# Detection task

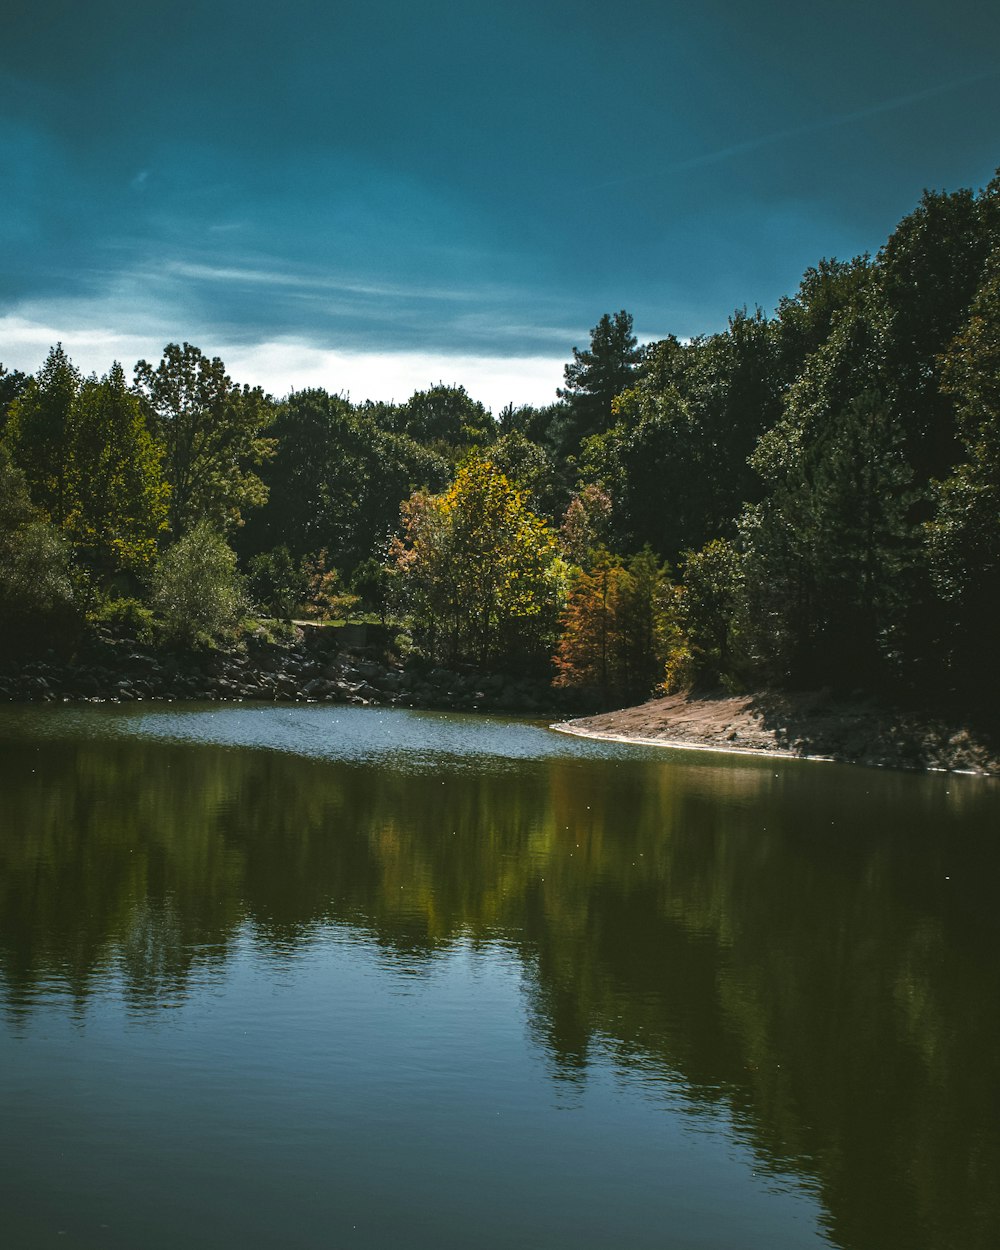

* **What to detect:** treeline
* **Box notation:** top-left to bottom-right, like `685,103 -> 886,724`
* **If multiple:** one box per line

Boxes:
2,170 -> 998,704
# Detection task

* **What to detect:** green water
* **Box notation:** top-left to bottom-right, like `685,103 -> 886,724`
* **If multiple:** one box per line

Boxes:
1,704 -> 997,1250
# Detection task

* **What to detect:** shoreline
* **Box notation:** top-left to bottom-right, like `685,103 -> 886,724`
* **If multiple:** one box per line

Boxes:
551,690 -> 1000,776
0,632 -> 572,718
4,638 -> 998,777
550,719 -> 834,763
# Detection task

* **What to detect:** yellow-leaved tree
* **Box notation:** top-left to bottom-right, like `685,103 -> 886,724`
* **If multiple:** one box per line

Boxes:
392,457 -> 565,667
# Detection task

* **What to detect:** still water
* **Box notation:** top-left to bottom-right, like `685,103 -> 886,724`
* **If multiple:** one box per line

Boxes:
1,704 -> 998,1250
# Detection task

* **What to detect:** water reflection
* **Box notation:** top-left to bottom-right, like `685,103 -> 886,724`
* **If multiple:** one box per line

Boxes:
1,706 -> 998,1250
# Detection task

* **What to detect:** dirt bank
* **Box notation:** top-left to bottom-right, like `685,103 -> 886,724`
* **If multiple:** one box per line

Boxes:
552,689 -> 1000,775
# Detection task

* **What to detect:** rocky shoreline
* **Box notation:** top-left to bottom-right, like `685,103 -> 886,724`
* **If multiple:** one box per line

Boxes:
0,628 -> 573,716
6,636 -> 998,776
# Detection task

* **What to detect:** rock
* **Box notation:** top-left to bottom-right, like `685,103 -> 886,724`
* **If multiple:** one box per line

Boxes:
303,677 -> 332,698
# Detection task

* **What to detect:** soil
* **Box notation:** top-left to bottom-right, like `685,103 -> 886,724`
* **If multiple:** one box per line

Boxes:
552,688 -> 1000,775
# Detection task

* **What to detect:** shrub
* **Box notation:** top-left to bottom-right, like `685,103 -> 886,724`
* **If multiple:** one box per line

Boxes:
0,446 -> 81,652
87,595 -> 155,644
247,546 -> 307,620
152,521 -> 246,645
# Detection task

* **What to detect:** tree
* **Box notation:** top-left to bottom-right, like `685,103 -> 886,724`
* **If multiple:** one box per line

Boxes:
774,256 -> 874,382
64,363 -> 169,575
553,555 -> 629,700
247,546 -> 308,621
151,521 -> 246,645
559,484 -> 613,566
879,182 -> 998,485
557,311 -> 644,450
246,389 -> 449,570
0,444 -> 79,653
350,557 -> 394,626
4,344 -> 80,525
579,311 -> 782,563
398,384 -> 496,457
247,388 -> 354,558
674,538 -> 745,689
392,457 -> 563,666
134,343 -> 275,537
0,363 -> 27,438
928,255 -> 1000,688
741,373 -> 917,687
553,548 -> 674,703
490,429 -> 566,520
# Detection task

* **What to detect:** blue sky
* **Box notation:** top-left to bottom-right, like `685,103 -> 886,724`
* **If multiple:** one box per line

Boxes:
2,0 -> 998,411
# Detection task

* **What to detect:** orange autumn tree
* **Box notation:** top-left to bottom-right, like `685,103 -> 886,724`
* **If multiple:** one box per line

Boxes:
392,456 -> 565,667
554,548 -> 677,703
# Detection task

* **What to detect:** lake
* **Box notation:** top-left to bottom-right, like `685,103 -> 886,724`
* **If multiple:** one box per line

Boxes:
1,704 -> 998,1249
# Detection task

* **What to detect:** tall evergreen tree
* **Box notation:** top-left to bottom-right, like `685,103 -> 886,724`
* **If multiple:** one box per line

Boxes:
557,310 -> 643,451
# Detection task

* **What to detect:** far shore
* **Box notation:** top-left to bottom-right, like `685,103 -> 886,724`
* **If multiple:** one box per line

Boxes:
550,689 -> 1000,776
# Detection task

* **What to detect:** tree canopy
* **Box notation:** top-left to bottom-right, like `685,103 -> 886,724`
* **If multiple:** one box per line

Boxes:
134,343 -> 275,538
392,457 -> 563,667
3,169 -> 999,706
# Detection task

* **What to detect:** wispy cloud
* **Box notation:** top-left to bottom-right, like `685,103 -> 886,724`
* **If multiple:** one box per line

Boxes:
157,258 -> 502,305
593,68 -> 1000,190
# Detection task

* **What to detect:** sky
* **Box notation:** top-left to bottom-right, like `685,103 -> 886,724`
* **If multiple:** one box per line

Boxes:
2,1 -> 999,413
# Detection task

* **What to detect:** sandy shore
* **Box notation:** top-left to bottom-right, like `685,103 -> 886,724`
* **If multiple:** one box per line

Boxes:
552,689 -> 1000,775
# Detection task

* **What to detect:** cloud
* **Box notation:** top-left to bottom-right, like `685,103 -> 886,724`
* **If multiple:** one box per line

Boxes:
222,339 -> 564,411
0,314 -> 563,413
592,67 -> 1000,190
156,258 -> 490,304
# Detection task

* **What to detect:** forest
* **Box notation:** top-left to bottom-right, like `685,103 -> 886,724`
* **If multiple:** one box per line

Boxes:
1,171 -> 998,708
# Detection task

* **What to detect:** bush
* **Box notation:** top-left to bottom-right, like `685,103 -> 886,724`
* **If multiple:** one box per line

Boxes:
247,546 -> 307,620
152,522 -> 246,645
87,595 -> 155,644
0,446 -> 81,652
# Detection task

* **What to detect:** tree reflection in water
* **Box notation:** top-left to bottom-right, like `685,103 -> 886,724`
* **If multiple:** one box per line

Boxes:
1,707 -> 998,1250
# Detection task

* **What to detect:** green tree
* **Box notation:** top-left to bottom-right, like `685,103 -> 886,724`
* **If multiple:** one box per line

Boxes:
557,310 -> 644,451
134,343 -> 275,537
247,546 -> 308,621
247,389 -> 448,570
64,363 -> 169,575
0,363 -> 27,438
490,429 -> 565,520
879,181 -> 998,485
350,557 -> 394,626
582,311 -> 781,563
742,377 -> 916,687
152,521 -> 246,645
774,256 -> 874,382
928,255 -> 1000,688
392,457 -> 563,666
674,538 -> 745,689
0,444 -> 79,653
247,388 -> 354,558
4,344 -> 80,525
398,384 -> 496,458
